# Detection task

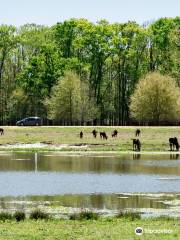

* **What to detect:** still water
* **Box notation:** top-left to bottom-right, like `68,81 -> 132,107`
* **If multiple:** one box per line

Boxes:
0,152 -> 180,215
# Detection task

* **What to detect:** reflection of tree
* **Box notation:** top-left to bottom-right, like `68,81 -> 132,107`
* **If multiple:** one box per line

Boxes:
170,154 -> 179,160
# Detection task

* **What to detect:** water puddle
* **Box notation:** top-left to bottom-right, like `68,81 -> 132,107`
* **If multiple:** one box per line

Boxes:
0,152 -> 179,217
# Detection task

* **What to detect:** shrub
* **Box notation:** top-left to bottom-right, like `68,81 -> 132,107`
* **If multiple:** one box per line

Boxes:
130,72 -> 180,124
70,210 -> 98,220
0,212 -> 13,221
116,211 -> 141,220
13,211 -> 26,221
29,209 -> 49,220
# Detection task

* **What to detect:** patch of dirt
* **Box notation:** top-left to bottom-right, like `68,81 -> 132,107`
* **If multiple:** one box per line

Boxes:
0,142 -> 89,150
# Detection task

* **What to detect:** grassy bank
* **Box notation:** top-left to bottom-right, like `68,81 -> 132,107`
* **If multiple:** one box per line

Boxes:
0,217 -> 179,239
0,126 -> 180,152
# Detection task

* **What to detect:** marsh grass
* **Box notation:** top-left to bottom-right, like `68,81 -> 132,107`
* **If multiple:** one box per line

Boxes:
70,210 -> 99,220
29,209 -> 50,220
0,212 -> 13,221
116,211 -> 141,220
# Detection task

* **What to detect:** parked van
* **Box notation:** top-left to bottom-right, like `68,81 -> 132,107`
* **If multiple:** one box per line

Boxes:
16,117 -> 42,126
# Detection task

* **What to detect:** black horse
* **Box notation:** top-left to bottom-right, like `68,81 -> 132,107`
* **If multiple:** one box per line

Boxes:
92,129 -> 98,138
100,132 -> 108,140
169,137 -> 179,151
132,139 -> 141,151
135,129 -> 141,137
0,128 -> 4,135
112,129 -> 118,138
80,131 -> 83,139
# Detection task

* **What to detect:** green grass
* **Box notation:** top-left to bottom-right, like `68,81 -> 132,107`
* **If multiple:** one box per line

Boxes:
0,217 -> 179,239
0,126 -> 180,152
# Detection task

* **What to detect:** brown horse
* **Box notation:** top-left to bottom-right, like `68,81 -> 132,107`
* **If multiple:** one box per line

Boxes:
0,128 -> 4,135
169,137 -> 179,151
135,129 -> 141,137
100,132 -> 108,140
132,139 -> 141,151
92,129 -> 98,138
80,131 -> 83,139
112,129 -> 118,138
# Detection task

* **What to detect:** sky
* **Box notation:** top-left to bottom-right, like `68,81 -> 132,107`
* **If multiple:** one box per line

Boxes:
0,0 -> 179,26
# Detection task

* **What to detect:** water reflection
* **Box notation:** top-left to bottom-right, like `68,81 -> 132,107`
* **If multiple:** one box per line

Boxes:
0,193 -> 174,211
170,154 -> 179,160
0,152 -> 180,175
0,152 -> 180,213
133,154 -> 141,160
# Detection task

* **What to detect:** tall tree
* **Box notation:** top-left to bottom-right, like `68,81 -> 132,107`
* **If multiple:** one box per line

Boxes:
46,71 -> 98,125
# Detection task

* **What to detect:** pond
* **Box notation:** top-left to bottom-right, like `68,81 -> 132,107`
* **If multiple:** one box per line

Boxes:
0,152 -> 180,217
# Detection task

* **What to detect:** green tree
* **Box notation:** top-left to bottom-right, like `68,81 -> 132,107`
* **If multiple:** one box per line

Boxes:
130,72 -> 180,124
0,25 -> 17,124
46,71 -> 98,125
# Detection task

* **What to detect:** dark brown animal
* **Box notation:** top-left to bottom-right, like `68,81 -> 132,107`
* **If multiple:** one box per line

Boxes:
112,129 -> 118,138
135,129 -> 141,137
169,137 -> 179,151
92,129 -> 98,138
132,139 -> 141,151
0,128 -> 4,135
80,131 -> 83,139
100,132 -> 108,140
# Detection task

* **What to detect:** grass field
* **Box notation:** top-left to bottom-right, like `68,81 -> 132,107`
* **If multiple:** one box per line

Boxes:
0,126 -> 180,151
0,217 -> 179,240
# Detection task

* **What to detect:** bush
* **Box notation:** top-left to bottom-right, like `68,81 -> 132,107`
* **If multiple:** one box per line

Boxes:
29,209 -> 49,220
130,72 -> 180,124
0,212 -> 13,221
70,210 -> 98,220
116,211 -> 141,221
13,211 -> 26,221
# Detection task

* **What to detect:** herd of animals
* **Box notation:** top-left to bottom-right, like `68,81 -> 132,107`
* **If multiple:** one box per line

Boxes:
80,128 -> 180,152
0,127 -> 179,152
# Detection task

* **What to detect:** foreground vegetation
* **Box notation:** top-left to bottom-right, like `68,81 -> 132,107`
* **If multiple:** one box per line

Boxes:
0,217 -> 179,240
0,126 -> 180,152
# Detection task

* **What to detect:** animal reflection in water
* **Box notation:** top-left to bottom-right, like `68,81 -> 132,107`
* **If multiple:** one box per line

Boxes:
170,154 -> 179,160
133,154 -> 141,160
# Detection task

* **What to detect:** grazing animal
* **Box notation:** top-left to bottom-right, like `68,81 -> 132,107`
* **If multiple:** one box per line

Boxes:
0,128 -> 4,135
132,139 -> 141,151
100,132 -> 108,140
135,129 -> 141,137
169,137 -> 179,151
112,129 -> 118,138
92,129 -> 98,138
80,131 -> 83,139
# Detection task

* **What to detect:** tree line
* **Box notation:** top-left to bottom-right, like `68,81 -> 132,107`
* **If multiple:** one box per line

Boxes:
0,17 -> 179,125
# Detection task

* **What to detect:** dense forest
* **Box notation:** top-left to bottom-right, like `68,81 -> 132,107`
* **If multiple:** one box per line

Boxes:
0,17 -> 179,125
